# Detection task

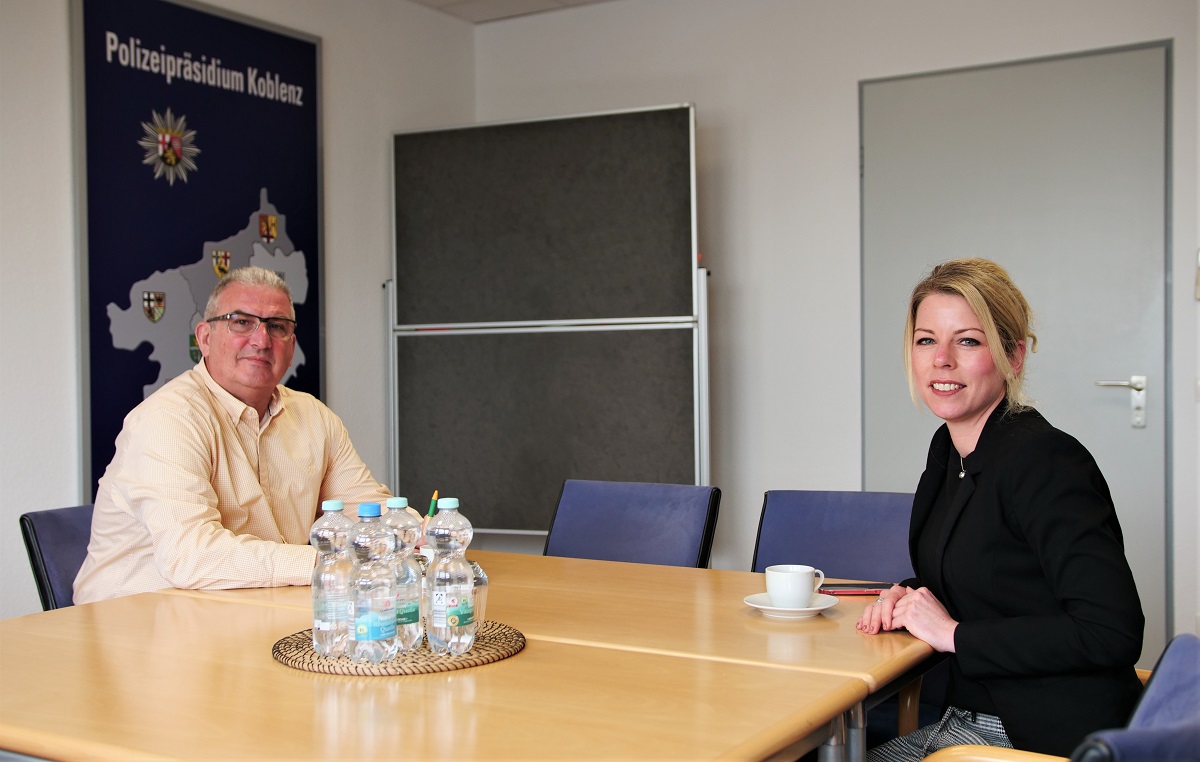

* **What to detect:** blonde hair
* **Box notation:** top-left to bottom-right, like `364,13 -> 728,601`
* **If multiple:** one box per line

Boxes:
204,266 -> 293,319
903,258 -> 1037,412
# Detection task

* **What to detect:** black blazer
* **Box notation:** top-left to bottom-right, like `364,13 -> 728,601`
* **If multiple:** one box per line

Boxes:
905,403 -> 1144,756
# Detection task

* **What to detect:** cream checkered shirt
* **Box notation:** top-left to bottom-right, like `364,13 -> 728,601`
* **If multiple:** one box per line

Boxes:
74,361 -> 392,603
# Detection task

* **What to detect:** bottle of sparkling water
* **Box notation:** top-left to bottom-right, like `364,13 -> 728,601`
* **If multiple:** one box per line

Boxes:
310,499 -> 354,657
384,497 -> 424,652
469,559 -> 489,627
348,503 -> 399,664
424,497 -> 475,655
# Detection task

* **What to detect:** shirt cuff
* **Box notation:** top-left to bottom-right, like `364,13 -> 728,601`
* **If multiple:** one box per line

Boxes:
273,543 -> 318,587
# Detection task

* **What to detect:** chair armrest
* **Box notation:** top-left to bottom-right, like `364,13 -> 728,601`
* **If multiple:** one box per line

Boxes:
923,746 -> 1067,762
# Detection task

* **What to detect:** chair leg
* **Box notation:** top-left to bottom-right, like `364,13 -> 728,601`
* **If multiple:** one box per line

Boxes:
897,676 -> 924,736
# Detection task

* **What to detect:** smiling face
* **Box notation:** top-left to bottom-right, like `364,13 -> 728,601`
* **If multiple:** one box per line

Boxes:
911,292 -> 1024,451
194,282 -> 295,417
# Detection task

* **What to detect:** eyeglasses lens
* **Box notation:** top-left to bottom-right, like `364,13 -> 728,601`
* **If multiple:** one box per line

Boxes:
225,315 -> 293,340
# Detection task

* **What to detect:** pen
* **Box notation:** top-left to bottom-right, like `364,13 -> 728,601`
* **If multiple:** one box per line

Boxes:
427,489 -> 439,518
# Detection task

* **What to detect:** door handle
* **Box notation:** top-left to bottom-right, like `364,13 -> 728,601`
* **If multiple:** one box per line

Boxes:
1095,375 -> 1146,427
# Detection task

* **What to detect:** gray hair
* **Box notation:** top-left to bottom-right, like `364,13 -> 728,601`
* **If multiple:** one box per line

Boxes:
204,266 -> 293,319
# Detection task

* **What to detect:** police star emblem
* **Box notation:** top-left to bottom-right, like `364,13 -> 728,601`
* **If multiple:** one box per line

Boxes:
142,291 -> 166,323
137,108 -> 200,185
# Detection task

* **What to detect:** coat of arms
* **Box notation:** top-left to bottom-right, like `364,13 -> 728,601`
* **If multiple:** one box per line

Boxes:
212,249 -> 231,278
142,291 -> 166,323
259,214 -> 278,242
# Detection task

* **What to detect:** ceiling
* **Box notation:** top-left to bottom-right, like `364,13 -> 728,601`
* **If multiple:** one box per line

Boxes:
408,0 -> 618,24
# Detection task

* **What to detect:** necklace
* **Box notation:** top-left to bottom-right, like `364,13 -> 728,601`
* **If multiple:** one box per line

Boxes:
958,455 -> 966,479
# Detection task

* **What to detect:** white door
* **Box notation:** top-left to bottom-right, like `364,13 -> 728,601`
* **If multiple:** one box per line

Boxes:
861,44 -> 1168,666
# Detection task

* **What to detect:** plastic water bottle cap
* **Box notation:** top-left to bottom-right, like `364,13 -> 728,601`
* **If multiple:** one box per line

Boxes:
386,497 -> 409,509
358,502 -> 382,518
321,499 -> 345,512
436,497 -> 460,510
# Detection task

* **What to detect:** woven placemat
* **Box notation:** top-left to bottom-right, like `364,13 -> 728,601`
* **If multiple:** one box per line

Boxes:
272,620 -> 525,676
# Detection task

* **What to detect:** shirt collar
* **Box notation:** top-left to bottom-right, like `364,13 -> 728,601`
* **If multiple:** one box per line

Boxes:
195,360 -> 285,425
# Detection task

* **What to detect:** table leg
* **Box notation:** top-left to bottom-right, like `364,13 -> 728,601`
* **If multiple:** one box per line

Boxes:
897,677 -> 923,736
846,702 -> 866,762
817,711 -> 846,762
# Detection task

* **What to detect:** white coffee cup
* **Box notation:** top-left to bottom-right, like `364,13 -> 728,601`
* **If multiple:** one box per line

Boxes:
764,564 -> 826,608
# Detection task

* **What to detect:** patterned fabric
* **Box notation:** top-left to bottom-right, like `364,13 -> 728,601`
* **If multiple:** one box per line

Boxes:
74,361 -> 393,603
867,707 -> 1013,762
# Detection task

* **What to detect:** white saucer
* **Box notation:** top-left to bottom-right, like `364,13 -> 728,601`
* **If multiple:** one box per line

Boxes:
743,592 -> 839,620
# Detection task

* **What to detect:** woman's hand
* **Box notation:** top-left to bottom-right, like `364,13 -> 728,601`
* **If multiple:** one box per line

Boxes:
855,584 -> 908,634
890,586 -> 959,652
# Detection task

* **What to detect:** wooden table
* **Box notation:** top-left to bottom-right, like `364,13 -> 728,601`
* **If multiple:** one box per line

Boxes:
475,551 -> 939,762
0,560 -> 879,761
166,551 -> 931,691
473,552 -> 932,691
146,551 -> 938,760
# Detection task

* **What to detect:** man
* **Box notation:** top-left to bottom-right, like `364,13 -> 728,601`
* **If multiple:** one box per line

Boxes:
75,267 -> 411,603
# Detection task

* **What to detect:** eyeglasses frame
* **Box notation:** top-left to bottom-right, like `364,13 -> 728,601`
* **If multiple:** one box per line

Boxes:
205,311 -> 297,340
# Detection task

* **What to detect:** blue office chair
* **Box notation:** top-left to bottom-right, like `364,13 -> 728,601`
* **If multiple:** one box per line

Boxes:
1072,633 -> 1200,762
752,490 -> 943,747
544,479 -> 720,568
751,489 -> 914,579
19,504 -> 94,610
922,633 -> 1200,762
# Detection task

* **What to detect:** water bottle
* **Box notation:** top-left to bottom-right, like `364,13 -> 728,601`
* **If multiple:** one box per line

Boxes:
348,503 -> 399,664
384,497 -> 424,652
310,499 -> 354,657
424,497 -> 476,655
469,559 -> 489,627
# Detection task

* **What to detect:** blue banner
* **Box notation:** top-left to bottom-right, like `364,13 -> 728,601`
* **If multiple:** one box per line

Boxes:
81,0 -> 321,491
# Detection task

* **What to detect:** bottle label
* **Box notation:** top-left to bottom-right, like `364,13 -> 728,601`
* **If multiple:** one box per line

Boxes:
395,599 -> 420,626
314,595 -> 348,629
355,599 -> 397,641
431,589 -> 474,628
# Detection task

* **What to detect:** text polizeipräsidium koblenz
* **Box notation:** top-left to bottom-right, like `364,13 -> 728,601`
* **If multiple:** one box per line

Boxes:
104,32 -> 305,107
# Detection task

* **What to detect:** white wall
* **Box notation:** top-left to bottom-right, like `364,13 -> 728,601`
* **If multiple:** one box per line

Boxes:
0,0 -> 474,618
0,0 -> 81,620
1195,1 -> 1200,637
473,0 -> 1200,637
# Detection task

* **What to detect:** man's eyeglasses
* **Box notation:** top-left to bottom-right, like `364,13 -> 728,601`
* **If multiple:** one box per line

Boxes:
206,312 -> 297,340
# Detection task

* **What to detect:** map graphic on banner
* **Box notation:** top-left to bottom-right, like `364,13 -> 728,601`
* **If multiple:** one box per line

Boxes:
107,188 -> 308,396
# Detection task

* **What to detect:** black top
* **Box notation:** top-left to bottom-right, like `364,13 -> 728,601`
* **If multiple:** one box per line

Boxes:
904,402 -> 1144,755
917,450 -> 996,716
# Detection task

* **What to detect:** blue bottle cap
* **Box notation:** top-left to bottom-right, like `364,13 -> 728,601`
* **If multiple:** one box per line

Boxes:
321,499 -> 345,512
386,497 -> 409,509
436,497 -> 459,510
358,502 -> 382,518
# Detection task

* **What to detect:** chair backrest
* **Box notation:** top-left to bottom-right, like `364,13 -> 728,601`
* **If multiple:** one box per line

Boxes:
19,504 -> 94,610
543,480 -> 720,568
1070,633 -> 1200,762
751,490 -> 914,581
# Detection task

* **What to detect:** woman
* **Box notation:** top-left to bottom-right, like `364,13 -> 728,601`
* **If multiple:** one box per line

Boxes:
858,258 -> 1143,760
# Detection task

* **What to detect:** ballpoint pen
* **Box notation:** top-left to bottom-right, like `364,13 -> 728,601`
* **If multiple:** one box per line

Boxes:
427,489 -> 439,518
